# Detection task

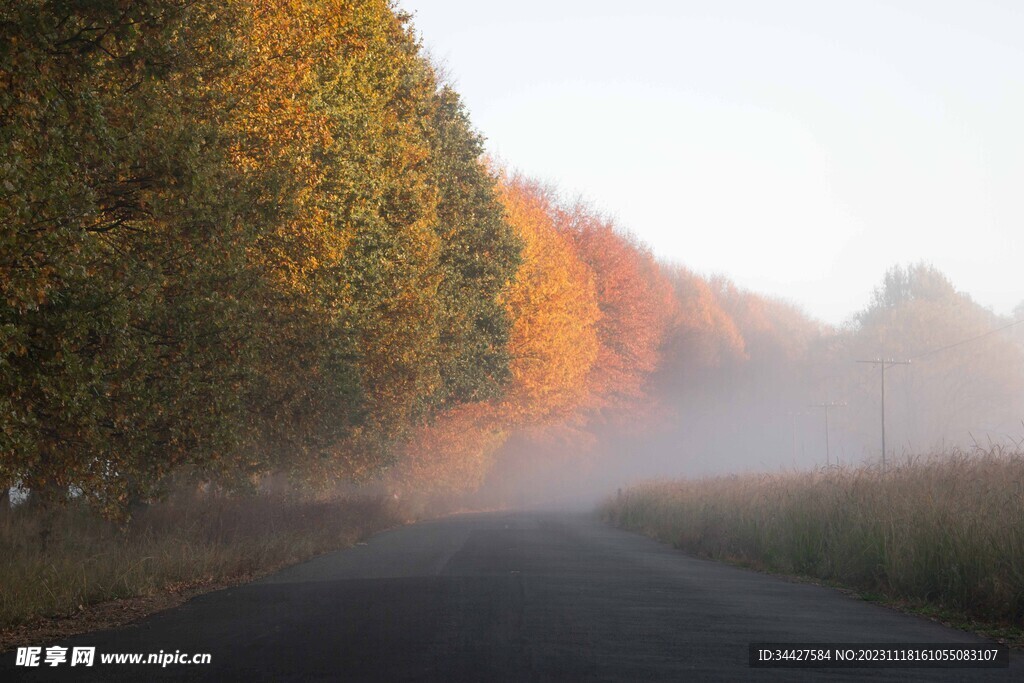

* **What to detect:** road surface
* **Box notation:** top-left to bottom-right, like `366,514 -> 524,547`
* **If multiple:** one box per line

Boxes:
2,511 -> 1020,681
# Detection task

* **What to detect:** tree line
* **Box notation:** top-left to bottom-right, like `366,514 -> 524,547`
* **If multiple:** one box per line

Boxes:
3,1 -> 1022,517
1,0 -> 525,516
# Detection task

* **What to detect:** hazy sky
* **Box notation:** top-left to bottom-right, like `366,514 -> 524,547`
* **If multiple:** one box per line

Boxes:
398,0 -> 1023,326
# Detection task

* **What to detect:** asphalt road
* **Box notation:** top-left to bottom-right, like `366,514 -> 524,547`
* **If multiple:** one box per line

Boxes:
3,510 -> 1021,681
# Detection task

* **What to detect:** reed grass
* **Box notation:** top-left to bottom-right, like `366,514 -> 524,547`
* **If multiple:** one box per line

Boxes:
602,447 -> 1024,625
0,491 -> 403,630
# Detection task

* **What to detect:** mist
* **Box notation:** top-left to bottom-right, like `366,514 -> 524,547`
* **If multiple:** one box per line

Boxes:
467,263 -> 1024,511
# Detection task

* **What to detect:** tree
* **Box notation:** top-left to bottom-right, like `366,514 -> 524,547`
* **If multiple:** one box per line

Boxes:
842,263 -> 1024,454
427,88 -> 521,409
561,206 -> 675,420
653,267 -> 746,393
494,174 -> 601,426
0,0 -> 523,514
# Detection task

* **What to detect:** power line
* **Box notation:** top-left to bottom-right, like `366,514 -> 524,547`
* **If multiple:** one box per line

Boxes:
908,317 -> 1024,361
849,318 -> 1023,469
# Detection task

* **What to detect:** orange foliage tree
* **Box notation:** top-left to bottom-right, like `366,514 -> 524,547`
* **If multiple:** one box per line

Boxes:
654,267 -> 747,392
561,206 -> 676,420
393,404 -> 508,499
495,175 -> 602,425
392,173 -> 604,498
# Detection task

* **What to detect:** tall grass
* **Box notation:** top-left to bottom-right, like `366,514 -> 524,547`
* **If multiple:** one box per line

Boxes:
0,491 -> 403,631
602,448 -> 1024,625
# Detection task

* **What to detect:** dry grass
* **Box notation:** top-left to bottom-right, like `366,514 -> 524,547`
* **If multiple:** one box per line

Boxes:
602,448 -> 1024,626
0,491 -> 404,635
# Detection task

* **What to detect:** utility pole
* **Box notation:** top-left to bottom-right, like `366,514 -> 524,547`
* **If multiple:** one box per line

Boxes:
856,359 -> 911,470
809,402 -> 846,467
787,411 -> 808,463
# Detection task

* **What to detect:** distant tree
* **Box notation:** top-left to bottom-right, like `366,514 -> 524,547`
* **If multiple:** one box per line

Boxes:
842,263 -> 1024,452
864,263 -> 959,315
561,206 -> 676,420
653,267 -> 746,393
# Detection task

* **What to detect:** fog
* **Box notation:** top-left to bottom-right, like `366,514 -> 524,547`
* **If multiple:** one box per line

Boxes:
471,264 -> 1024,511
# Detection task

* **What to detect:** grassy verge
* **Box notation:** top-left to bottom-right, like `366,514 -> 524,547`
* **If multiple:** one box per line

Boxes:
0,491 -> 405,648
601,449 -> 1024,644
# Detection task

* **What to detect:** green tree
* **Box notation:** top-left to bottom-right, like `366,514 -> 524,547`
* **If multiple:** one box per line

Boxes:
429,89 -> 520,407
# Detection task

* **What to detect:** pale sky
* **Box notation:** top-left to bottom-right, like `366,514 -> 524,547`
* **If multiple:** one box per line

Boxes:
398,0 -> 1023,326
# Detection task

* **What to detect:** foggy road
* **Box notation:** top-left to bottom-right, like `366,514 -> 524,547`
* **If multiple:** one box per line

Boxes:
3,511 -> 1019,681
